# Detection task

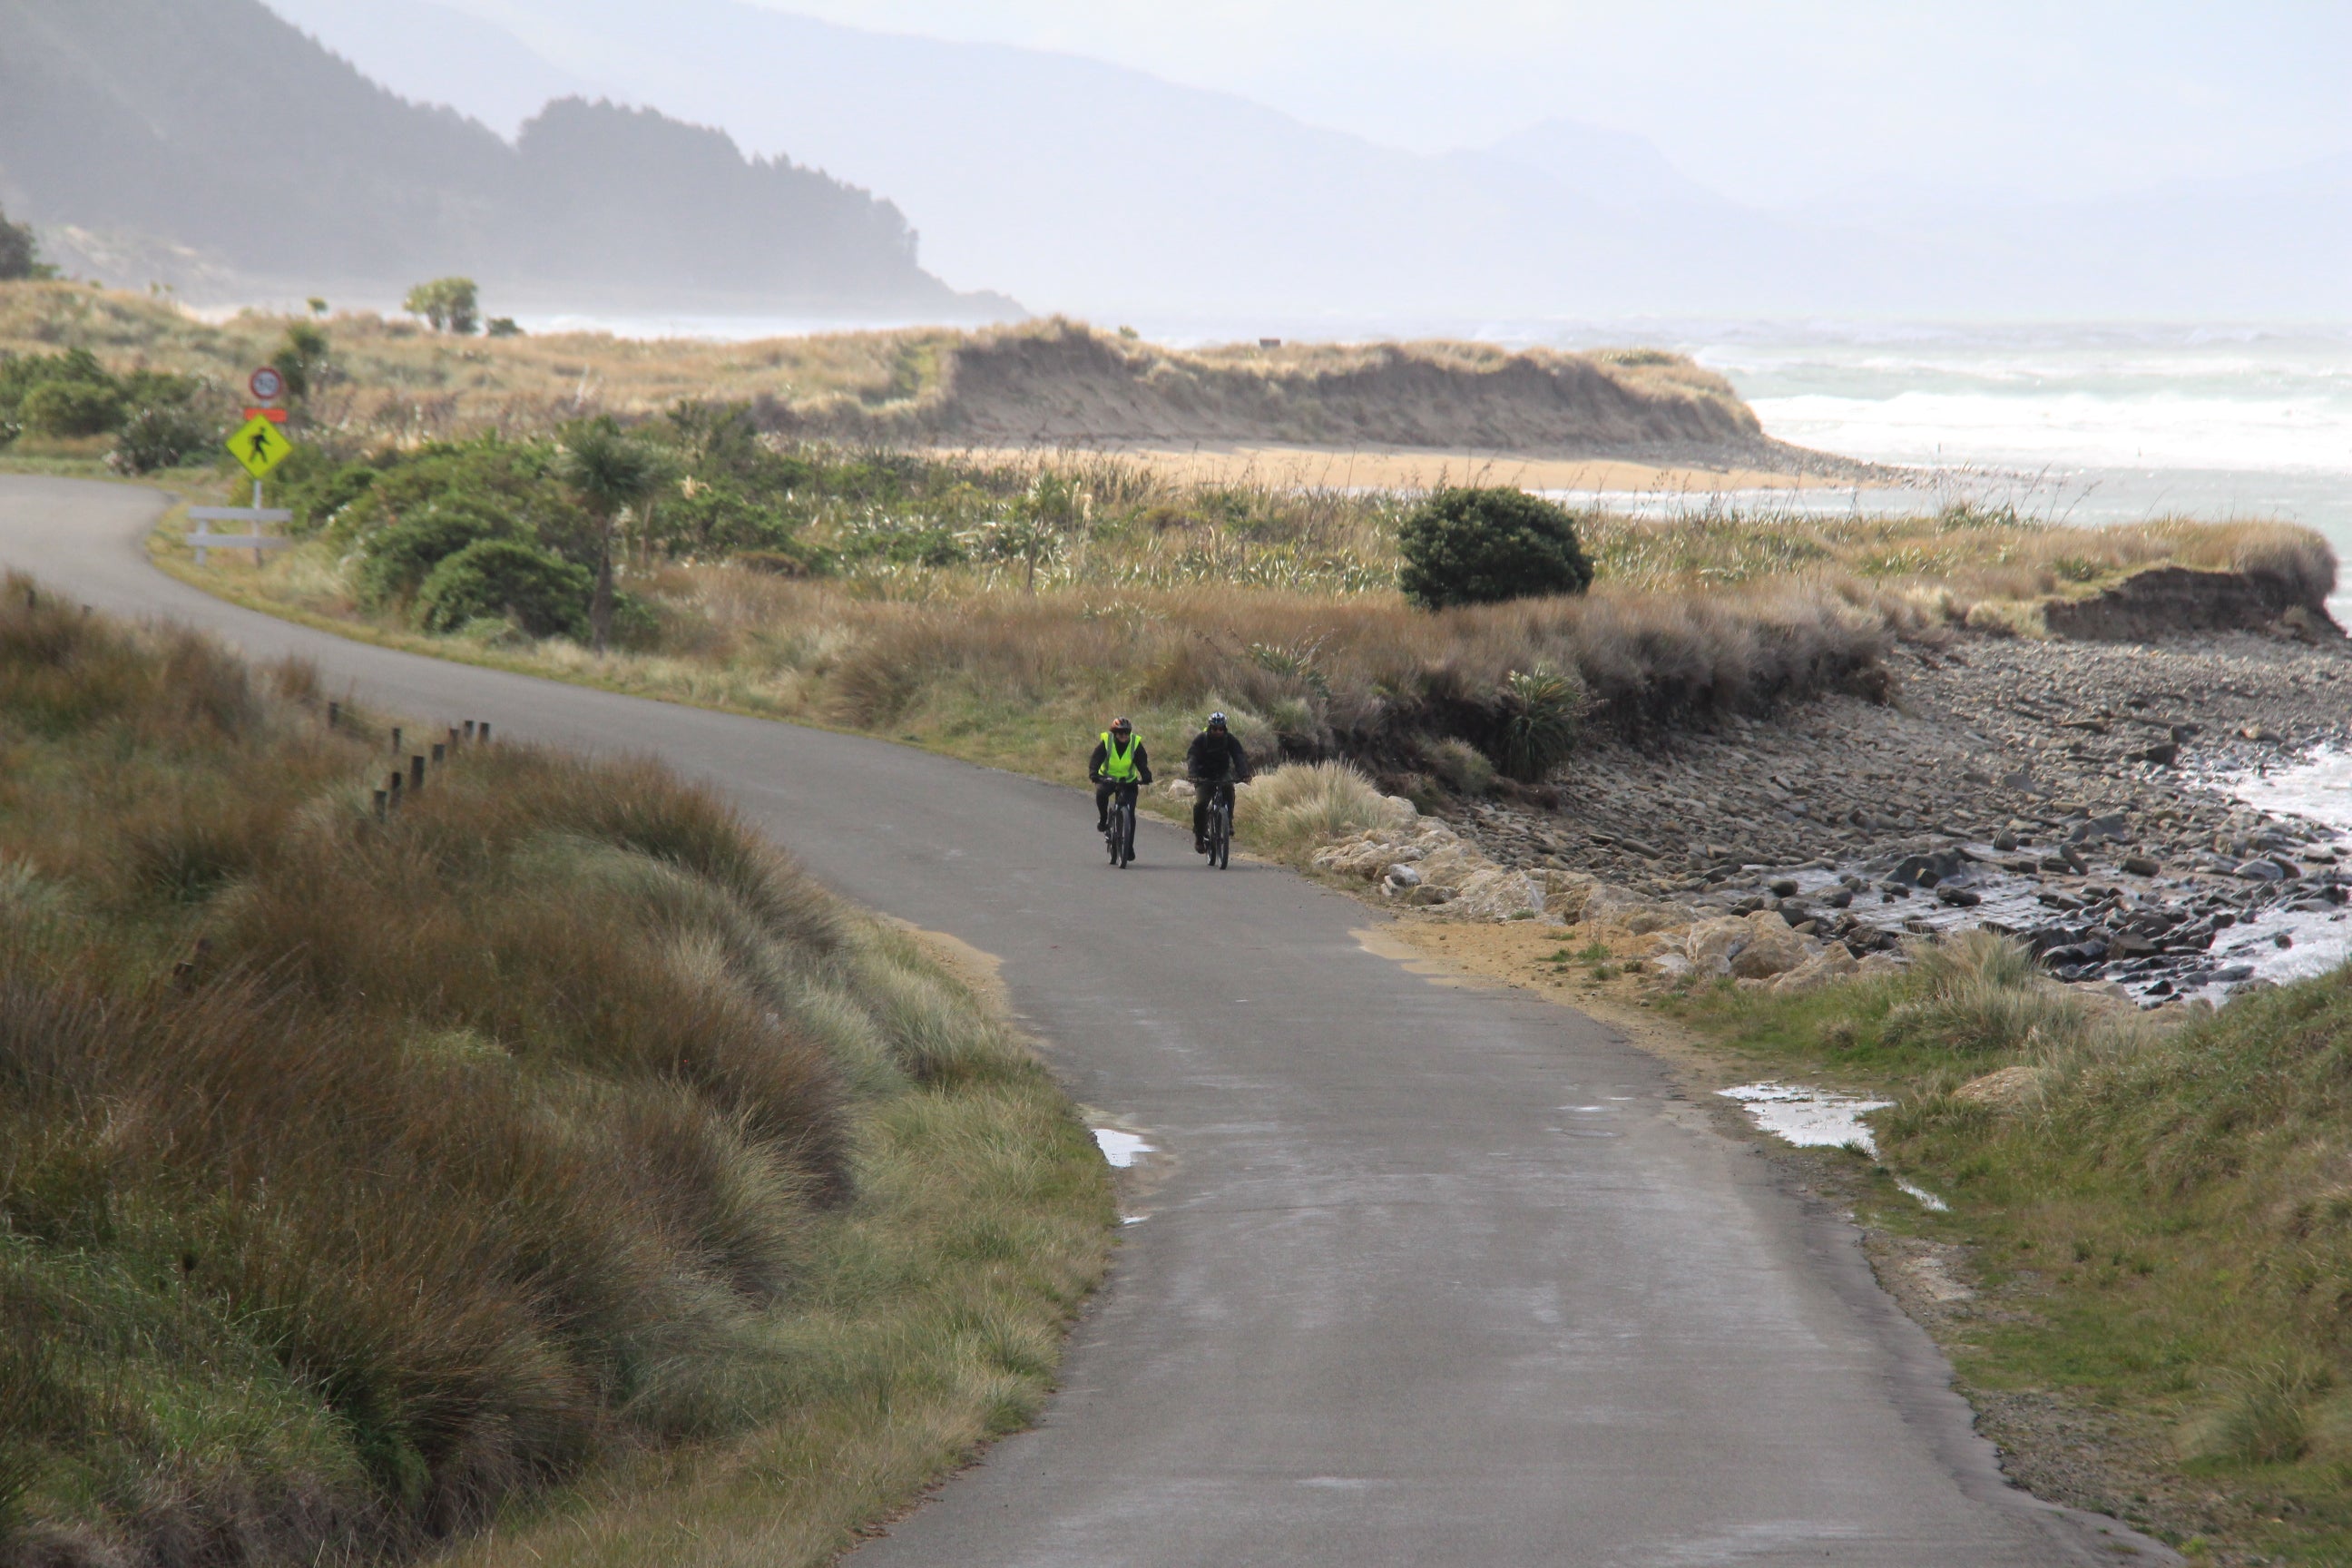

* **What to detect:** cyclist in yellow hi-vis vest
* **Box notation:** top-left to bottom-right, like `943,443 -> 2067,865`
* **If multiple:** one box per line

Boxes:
1088,717 -> 1154,832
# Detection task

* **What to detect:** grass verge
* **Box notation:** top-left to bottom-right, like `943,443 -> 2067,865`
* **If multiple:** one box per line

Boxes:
0,583 -> 1112,1568
1662,934 -> 2352,1565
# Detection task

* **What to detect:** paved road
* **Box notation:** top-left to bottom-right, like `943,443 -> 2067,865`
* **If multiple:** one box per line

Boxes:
0,476 -> 2165,1566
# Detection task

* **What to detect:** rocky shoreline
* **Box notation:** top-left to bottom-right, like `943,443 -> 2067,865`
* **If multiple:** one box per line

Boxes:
1324,626 -> 2352,1004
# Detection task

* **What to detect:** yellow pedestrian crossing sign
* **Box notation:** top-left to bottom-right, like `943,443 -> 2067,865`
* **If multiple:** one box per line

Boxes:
227,415 -> 294,480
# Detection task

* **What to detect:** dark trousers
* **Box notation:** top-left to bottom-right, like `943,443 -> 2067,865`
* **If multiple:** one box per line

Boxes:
1095,779 -> 1138,825
1192,779 -> 1235,841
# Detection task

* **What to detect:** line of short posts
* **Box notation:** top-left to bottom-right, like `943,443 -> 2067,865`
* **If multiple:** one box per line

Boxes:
375,720 -> 491,820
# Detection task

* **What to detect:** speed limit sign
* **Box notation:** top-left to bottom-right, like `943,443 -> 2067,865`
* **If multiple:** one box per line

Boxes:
249,366 -> 286,401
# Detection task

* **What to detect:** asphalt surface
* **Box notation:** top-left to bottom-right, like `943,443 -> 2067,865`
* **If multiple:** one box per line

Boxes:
0,476 -> 2170,1566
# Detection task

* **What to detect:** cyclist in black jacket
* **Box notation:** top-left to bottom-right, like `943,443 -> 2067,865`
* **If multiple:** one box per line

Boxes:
1089,717 -> 1152,830
1185,711 -> 1252,853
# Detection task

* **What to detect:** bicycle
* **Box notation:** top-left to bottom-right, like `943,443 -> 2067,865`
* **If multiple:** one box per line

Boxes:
1200,779 -> 1233,869
1102,782 -> 1138,867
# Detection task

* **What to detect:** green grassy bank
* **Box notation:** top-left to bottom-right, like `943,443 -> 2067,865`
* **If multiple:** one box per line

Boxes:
1673,938 -> 2352,1564
0,584 -> 1113,1568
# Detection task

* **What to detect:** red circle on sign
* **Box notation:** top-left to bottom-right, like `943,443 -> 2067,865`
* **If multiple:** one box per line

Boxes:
250,367 -> 286,401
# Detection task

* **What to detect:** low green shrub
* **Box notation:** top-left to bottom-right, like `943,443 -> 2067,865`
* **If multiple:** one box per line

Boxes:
415,539 -> 590,639
1397,486 -> 1594,610
16,379 -> 121,437
106,404 -> 215,475
358,499 -> 514,605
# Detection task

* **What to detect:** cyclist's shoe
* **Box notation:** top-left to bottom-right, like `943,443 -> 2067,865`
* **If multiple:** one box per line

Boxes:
1097,814 -> 1109,831
1195,837 -> 1209,854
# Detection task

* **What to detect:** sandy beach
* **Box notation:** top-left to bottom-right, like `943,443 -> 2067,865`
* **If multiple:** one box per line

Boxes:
933,443 -> 1863,493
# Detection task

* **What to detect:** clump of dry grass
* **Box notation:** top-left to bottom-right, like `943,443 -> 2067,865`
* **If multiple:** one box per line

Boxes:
0,582 -> 1109,1568
1234,761 -> 1407,858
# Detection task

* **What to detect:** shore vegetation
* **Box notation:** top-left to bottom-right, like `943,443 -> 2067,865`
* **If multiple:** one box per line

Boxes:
142,397 -> 2329,809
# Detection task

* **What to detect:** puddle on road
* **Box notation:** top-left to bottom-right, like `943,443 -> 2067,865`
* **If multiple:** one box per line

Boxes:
1087,1122 -> 1166,1225
1718,1083 -> 1893,1155
1093,1128 -> 1153,1168
1719,1084 -> 1952,1211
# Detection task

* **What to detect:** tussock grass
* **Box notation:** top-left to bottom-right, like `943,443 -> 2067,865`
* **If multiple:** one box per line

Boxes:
1578,505 -> 2335,605
1879,931 -> 2089,1055
1673,940 -> 2352,1558
1233,762 -> 1407,859
0,583 -> 1112,1568
183,496 -> 2328,804
630,569 -> 1897,775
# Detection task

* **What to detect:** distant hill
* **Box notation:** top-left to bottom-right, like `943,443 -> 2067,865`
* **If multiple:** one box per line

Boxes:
263,0 -> 1876,320
0,0 -> 1011,318
267,0 -> 2352,324
771,320 -> 1840,469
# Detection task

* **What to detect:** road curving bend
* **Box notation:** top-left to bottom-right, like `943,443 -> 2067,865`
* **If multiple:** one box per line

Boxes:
0,476 -> 2169,1566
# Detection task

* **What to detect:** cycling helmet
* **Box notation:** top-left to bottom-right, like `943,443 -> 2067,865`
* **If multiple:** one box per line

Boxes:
1206,711 -> 1228,729
1109,716 -> 1132,733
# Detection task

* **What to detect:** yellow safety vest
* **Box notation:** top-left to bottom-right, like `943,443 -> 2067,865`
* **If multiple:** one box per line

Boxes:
1100,731 -> 1142,781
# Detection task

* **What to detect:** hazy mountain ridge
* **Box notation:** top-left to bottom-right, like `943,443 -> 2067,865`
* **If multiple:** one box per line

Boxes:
0,0 -> 1006,317
269,0 -> 2352,323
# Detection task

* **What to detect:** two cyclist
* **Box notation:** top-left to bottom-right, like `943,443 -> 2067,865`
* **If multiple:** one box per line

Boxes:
1086,711 -> 1251,858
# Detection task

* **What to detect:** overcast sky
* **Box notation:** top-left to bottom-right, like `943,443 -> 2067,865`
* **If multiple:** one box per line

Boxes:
724,0 -> 2352,204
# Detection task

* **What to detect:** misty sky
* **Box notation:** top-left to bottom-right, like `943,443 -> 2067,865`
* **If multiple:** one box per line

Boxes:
730,0 -> 2352,204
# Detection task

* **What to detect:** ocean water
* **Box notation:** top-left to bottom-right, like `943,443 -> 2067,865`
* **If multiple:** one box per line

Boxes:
513,309 -> 2352,604
1685,323 -> 2352,614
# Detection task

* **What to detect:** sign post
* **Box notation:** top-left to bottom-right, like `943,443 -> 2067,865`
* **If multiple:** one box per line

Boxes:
190,369 -> 299,566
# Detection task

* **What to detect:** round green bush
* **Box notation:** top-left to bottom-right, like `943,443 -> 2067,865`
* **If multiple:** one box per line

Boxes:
415,539 -> 590,640
107,405 -> 216,475
358,500 -> 514,606
18,379 -> 125,437
1396,487 -> 1593,610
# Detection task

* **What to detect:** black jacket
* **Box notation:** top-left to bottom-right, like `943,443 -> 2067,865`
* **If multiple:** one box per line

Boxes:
1088,736 -> 1152,784
1185,729 -> 1252,783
